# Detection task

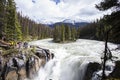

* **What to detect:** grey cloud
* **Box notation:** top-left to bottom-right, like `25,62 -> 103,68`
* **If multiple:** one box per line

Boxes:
78,8 -> 99,16
15,0 -> 108,23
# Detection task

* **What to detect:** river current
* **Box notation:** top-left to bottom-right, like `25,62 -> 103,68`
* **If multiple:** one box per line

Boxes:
29,38 -> 119,80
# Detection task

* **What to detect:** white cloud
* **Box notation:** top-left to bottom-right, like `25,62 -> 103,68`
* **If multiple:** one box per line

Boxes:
15,0 -> 111,23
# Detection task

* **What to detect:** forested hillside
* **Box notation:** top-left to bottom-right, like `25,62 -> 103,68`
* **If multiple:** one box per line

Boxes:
17,12 -> 52,40
0,0 -> 119,44
77,0 -> 120,44
0,0 -> 52,42
0,0 -> 22,41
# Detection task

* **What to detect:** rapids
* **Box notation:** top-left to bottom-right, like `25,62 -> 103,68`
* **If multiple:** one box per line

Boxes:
29,38 -> 120,80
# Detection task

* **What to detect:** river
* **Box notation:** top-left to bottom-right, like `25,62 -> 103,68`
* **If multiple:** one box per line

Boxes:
29,38 -> 120,80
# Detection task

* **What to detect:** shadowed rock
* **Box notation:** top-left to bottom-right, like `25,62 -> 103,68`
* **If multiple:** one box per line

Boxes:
0,47 -> 53,80
109,61 -> 120,79
83,62 -> 100,80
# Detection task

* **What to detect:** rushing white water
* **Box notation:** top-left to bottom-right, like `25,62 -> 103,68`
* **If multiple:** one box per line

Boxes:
29,38 -> 120,80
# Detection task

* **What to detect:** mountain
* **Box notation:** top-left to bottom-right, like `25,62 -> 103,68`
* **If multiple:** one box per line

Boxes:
46,19 -> 89,28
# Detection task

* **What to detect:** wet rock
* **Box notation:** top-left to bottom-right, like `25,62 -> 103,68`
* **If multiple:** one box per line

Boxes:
18,67 -> 27,80
36,49 -> 46,58
17,52 -> 26,61
83,62 -> 100,80
26,56 -> 45,79
2,58 -> 18,80
0,56 -> 4,79
12,58 -> 27,80
51,53 -> 54,59
109,61 -> 120,78
5,70 -> 18,80
35,49 -> 51,62
0,47 -> 53,80
43,49 -> 50,60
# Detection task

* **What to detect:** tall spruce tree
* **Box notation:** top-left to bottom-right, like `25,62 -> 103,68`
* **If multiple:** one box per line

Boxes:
0,0 -> 6,39
65,25 -> 71,40
96,0 -> 120,43
6,0 -> 22,41
96,0 -> 120,79
61,24 -> 65,42
53,24 -> 77,42
71,27 -> 77,41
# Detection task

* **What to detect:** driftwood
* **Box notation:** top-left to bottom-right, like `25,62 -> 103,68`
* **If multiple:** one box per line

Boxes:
0,40 -> 10,49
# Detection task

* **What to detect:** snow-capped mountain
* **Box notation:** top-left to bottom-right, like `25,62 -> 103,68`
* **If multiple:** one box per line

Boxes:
62,18 -> 87,25
46,19 -> 89,28
39,18 -> 88,25
38,18 -> 63,25
37,18 -> 89,28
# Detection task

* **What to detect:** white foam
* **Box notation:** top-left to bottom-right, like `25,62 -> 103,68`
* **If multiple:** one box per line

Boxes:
29,38 -> 119,80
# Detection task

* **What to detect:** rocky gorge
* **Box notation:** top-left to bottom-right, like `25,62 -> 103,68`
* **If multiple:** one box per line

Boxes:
0,46 -> 54,80
0,39 -> 120,80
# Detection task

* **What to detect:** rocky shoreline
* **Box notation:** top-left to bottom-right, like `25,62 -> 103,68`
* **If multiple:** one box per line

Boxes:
0,46 -> 54,80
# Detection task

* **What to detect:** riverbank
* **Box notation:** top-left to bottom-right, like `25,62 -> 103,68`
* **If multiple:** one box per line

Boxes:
0,45 -> 54,80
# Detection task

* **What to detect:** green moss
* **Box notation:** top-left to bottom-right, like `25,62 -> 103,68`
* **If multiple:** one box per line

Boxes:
2,49 -> 19,56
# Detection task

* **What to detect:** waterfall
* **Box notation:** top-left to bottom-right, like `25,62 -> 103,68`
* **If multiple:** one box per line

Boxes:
34,55 -> 90,80
29,38 -> 118,80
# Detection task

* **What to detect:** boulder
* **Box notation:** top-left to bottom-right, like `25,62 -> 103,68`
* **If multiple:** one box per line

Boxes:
83,62 -> 100,80
3,58 -> 18,80
109,61 -> 120,78
0,47 -> 53,80
18,67 -> 27,80
12,57 -> 27,80
26,55 -> 45,79
5,70 -> 18,80
35,49 -> 46,58
0,56 -> 4,79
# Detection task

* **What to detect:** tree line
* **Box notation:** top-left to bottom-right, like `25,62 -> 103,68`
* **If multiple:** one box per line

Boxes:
77,17 -> 120,44
17,12 -> 52,40
0,0 -> 22,41
53,24 -> 77,42
0,0 -> 52,42
0,0 -> 119,44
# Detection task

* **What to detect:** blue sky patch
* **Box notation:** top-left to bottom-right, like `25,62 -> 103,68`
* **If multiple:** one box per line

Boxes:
51,0 -> 61,5
32,0 -> 36,3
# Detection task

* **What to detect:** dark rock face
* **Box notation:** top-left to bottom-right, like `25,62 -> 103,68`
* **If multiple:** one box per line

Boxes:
26,56 -> 44,79
0,48 -> 53,80
0,56 -> 3,79
109,61 -> 120,78
83,62 -> 100,80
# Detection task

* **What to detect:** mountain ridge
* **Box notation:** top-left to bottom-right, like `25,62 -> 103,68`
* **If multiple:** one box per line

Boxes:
44,19 -> 89,28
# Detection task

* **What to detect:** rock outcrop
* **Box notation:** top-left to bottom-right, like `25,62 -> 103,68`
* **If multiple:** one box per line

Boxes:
83,62 -> 101,80
0,47 -> 54,80
109,61 -> 120,79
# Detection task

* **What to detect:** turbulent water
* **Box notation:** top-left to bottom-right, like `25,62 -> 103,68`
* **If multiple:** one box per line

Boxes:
29,38 -> 120,80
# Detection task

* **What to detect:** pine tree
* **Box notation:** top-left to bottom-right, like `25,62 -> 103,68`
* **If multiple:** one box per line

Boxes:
65,25 -> 71,40
96,0 -> 120,43
71,27 -> 77,41
15,15 -> 22,40
5,0 -> 22,41
96,0 -> 120,79
61,24 -> 65,42
53,24 -> 77,42
77,27 -> 80,39
0,0 -> 6,39
53,25 -> 61,42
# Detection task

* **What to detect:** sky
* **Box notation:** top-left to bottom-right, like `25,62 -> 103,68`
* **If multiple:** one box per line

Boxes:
15,0 -> 111,24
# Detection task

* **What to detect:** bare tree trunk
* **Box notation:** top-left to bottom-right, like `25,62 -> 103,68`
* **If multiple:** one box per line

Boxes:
102,32 -> 109,80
